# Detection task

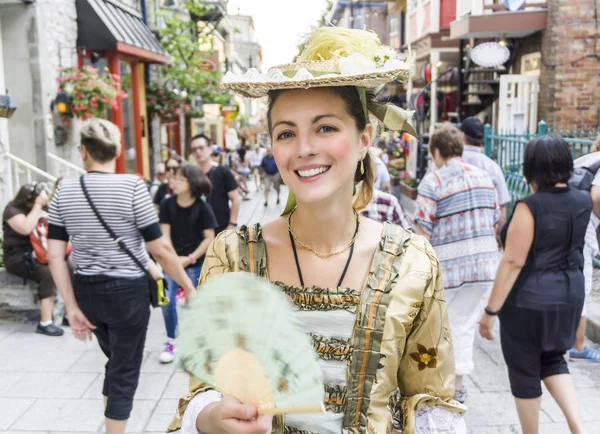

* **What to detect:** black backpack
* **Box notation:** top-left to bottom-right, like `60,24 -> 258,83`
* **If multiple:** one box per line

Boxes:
569,158 -> 600,191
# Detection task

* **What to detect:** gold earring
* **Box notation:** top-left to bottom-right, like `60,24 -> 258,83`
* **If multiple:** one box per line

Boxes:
360,159 -> 365,176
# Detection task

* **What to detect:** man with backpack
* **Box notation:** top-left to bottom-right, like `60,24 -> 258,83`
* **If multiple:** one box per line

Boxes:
569,148 -> 600,361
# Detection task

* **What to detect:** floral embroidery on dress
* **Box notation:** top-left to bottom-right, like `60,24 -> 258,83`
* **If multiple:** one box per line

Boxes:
311,335 -> 353,361
410,344 -> 438,371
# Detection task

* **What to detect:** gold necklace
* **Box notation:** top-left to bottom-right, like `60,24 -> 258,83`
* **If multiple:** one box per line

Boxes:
287,207 -> 360,258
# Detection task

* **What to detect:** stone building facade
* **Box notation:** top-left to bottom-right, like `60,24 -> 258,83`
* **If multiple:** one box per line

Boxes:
538,0 -> 599,129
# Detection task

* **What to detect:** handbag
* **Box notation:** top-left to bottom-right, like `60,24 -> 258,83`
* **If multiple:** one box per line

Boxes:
79,175 -> 169,308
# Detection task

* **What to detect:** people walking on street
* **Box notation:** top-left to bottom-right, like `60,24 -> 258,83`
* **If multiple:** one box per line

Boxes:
261,145 -> 282,206
414,123 -> 500,404
169,26 -> 465,434
479,135 -> 590,434
46,118 -> 196,434
190,133 -> 241,234
570,148 -> 600,361
361,186 -> 411,228
153,157 -> 180,211
233,147 -> 251,200
158,164 -> 217,363
148,163 -> 166,201
248,144 -> 265,190
2,183 -> 64,336
373,153 -> 392,193
459,116 -> 511,233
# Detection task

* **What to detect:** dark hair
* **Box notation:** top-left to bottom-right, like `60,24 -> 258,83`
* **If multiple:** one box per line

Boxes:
464,134 -> 483,147
164,156 -> 180,167
523,135 -> 573,190
190,133 -> 210,147
176,164 -> 212,198
266,86 -> 376,210
81,137 -> 118,163
238,147 -> 247,163
429,123 -> 464,159
11,182 -> 48,213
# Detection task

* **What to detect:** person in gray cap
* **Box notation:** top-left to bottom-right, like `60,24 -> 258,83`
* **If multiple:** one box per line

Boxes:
460,117 -> 511,233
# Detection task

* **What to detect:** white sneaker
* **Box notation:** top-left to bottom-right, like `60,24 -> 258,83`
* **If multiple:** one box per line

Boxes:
159,341 -> 176,364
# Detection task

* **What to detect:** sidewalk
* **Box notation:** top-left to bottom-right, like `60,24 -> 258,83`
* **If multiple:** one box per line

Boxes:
1,186 -> 600,433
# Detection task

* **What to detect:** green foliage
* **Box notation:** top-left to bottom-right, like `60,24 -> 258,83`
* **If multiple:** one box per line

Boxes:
157,1 -> 231,105
147,82 -> 203,122
56,66 -> 126,120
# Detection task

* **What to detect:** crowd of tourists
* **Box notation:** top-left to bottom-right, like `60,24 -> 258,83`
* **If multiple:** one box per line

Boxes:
2,27 -> 600,434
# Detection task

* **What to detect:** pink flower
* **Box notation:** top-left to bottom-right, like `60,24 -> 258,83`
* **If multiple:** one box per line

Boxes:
86,112 -> 94,118
184,105 -> 190,111
91,101 -> 98,108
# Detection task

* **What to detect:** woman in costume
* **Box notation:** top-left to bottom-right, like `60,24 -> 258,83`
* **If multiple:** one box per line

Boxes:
169,27 -> 466,434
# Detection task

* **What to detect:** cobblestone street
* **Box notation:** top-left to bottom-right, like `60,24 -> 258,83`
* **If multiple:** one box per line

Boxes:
1,188 -> 600,433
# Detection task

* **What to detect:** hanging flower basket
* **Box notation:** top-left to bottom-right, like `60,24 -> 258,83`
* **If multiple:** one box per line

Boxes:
56,66 -> 127,120
146,83 -> 203,123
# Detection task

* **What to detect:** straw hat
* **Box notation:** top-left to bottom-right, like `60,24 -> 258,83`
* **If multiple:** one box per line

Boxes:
220,27 -> 411,99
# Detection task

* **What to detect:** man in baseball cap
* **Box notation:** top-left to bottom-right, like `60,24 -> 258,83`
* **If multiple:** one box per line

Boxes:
459,116 -> 510,236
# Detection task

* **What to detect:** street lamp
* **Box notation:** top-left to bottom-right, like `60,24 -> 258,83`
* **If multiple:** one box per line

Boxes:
0,91 -> 18,119
51,92 -> 71,114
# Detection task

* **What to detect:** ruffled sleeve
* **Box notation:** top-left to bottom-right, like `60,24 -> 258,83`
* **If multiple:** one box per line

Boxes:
393,240 -> 467,433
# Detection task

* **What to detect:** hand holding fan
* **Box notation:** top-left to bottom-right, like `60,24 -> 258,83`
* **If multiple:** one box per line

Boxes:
177,272 -> 325,415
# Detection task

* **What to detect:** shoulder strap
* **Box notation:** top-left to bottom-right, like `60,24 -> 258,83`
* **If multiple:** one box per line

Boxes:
237,224 -> 267,277
344,222 -> 409,432
587,158 -> 600,174
79,175 -> 147,275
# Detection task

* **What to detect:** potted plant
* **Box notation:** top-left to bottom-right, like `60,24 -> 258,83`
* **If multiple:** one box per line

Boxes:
399,172 -> 419,200
146,83 -> 203,122
56,66 -> 127,120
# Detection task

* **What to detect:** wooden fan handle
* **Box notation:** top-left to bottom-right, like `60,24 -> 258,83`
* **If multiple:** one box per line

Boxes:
258,403 -> 325,416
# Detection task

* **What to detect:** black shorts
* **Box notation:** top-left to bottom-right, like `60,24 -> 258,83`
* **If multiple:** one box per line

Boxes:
499,304 -> 578,399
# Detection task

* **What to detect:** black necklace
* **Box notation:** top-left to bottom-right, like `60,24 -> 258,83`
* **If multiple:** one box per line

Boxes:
288,218 -> 359,287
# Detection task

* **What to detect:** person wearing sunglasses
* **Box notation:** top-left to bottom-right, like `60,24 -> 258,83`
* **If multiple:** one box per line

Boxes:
189,134 -> 241,234
153,157 -> 181,212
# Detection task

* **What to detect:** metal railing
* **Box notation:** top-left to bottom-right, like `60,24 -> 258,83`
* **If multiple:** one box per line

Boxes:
4,152 -> 57,185
46,152 -> 86,179
484,121 -> 599,210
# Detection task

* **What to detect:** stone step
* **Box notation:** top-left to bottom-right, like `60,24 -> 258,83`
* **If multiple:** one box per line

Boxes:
0,268 -> 42,322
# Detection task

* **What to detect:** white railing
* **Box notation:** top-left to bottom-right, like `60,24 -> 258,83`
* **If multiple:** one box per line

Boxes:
0,153 -> 57,218
5,153 -> 57,185
46,152 -> 86,179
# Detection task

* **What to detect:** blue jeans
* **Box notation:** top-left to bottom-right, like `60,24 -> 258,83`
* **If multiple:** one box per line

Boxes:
162,264 -> 202,339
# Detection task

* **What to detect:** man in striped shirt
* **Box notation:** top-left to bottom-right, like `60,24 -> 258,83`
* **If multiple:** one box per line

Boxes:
414,123 -> 499,404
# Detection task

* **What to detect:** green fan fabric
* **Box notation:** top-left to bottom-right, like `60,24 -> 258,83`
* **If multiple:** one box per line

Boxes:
177,272 -> 325,412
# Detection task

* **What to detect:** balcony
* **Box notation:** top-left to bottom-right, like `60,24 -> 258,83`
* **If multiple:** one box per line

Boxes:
451,0 -> 548,39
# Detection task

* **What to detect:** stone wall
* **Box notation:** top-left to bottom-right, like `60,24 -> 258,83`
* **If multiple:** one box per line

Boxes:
538,0 -> 600,129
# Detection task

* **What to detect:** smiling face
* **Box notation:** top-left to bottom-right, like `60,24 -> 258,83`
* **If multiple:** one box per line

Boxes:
269,87 -> 373,207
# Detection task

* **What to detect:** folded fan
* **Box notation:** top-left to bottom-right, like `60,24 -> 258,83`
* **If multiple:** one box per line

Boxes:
177,272 -> 325,415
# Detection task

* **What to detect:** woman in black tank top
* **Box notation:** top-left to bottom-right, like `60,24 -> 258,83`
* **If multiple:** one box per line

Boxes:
479,135 -> 591,434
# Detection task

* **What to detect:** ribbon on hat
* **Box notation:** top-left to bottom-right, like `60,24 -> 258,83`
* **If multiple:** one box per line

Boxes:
281,87 -> 417,216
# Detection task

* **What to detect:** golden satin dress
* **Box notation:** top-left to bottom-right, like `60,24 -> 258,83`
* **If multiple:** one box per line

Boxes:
168,222 -> 466,434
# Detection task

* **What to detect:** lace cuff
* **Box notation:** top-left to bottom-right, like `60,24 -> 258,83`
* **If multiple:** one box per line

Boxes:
415,406 -> 467,434
180,390 -> 223,434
